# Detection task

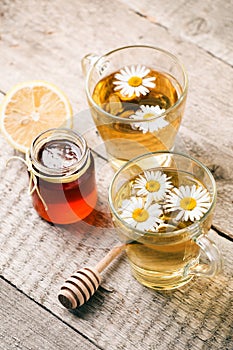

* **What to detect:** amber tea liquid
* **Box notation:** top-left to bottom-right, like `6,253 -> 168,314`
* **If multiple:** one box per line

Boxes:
31,139 -> 97,224
92,69 -> 186,169
113,169 -> 212,289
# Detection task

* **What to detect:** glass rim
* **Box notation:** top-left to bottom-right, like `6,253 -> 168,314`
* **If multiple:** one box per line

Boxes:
85,44 -> 188,123
29,127 -> 88,177
108,150 -> 217,238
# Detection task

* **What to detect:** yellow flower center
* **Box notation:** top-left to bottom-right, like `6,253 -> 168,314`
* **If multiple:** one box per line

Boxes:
143,113 -> 154,120
145,180 -> 161,193
180,197 -> 197,210
132,208 -> 149,222
128,76 -> 142,87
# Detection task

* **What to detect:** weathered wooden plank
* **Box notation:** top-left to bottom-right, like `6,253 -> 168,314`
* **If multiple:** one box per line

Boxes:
119,0 -> 233,65
0,277 -> 100,350
213,181 -> 233,240
75,116 -> 233,238
0,0 -> 233,157
0,145 -> 232,349
0,1 -> 233,349
51,230 -> 233,350
0,117 -> 232,242
178,126 -> 233,239
0,215 -> 232,350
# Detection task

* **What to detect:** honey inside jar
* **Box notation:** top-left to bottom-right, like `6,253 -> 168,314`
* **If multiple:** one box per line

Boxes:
29,128 -> 97,224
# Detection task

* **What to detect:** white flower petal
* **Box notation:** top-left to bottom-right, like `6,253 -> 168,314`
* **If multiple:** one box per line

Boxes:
125,66 -> 133,75
176,210 -> 184,221
113,65 -> 155,97
114,73 -> 128,81
113,84 -> 123,90
142,78 -> 156,88
165,184 -> 211,222
130,105 -> 169,133
137,86 -> 149,96
135,188 -> 147,196
144,76 -> 156,82
134,170 -> 173,203
118,196 -> 163,231
124,218 -> 137,227
119,68 -> 129,76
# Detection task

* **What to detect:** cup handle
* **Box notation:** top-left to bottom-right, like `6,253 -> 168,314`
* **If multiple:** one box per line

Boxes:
189,234 -> 223,277
81,53 -> 100,76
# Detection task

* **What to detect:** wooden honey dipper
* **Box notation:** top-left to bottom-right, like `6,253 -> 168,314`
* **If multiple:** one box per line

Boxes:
58,244 -> 125,309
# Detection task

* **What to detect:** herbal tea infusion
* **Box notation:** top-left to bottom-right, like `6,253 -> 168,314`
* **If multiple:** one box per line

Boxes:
84,46 -> 188,169
92,67 -> 185,166
109,152 -> 222,290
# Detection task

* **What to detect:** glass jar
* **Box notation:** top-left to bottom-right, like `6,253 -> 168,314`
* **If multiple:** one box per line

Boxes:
28,128 -> 97,224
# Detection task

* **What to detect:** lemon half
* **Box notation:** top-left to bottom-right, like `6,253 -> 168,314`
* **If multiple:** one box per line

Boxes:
0,81 -> 73,153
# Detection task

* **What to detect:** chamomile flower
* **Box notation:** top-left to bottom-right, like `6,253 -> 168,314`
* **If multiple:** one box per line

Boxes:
119,196 -> 163,231
134,170 -> 173,202
164,184 -> 211,222
113,65 -> 155,98
150,223 -> 177,233
130,105 -> 168,134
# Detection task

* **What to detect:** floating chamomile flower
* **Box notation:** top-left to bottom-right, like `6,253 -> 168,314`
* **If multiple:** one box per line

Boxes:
134,170 -> 173,202
113,65 -> 155,98
150,223 -> 177,233
119,197 -> 163,231
130,105 -> 168,134
165,184 -> 211,222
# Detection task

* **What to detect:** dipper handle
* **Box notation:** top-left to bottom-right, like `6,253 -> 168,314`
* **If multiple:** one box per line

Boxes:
95,244 -> 125,273
58,244 -> 125,309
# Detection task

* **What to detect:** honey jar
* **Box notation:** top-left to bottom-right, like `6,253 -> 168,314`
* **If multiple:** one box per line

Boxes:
27,128 -> 97,224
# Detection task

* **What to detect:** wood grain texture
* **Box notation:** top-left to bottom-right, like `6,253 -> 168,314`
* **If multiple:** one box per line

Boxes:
0,0 -> 233,349
119,0 -> 233,65
0,151 -> 232,349
0,277 -> 100,350
0,0 -> 233,155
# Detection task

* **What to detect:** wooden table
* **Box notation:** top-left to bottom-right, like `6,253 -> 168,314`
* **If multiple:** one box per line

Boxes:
0,1 -> 232,349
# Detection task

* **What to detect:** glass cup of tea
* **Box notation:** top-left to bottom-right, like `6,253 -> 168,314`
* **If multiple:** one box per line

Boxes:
82,45 -> 188,170
108,151 -> 222,290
